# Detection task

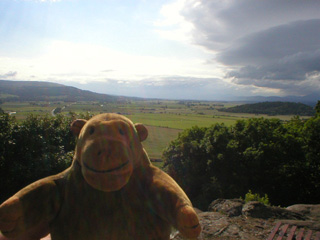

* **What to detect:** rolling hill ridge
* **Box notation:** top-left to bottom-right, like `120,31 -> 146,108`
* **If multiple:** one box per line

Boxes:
0,80 -> 135,102
219,101 -> 315,116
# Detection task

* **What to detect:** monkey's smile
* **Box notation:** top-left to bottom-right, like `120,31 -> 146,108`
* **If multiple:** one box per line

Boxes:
83,161 -> 129,173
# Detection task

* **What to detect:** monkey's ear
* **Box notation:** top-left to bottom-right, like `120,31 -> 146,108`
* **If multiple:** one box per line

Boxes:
135,123 -> 148,142
70,119 -> 87,137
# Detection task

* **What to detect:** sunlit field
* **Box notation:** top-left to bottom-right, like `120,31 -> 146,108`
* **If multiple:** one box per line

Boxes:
1,100 -> 311,165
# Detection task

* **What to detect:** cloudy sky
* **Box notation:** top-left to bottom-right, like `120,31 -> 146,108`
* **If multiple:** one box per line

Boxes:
1,0 -> 320,101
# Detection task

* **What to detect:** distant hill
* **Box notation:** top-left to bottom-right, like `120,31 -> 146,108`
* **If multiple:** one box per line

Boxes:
0,80 -> 135,102
240,94 -> 320,107
219,101 -> 315,116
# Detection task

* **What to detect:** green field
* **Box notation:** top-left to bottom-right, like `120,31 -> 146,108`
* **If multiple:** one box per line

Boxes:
1,100 -> 310,166
125,113 -> 238,129
142,125 -> 182,159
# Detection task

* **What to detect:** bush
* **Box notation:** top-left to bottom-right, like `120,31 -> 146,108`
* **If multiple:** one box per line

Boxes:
0,114 -> 76,202
242,190 -> 270,206
163,114 -> 320,209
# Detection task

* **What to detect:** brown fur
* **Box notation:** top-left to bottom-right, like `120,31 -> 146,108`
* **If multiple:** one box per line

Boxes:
0,113 -> 201,240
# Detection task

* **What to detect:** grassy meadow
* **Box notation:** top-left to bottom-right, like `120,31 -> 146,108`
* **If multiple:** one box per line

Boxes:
1,100 -> 308,166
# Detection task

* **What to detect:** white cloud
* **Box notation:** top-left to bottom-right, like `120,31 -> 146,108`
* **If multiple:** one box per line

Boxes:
0,71 -> 18,79
65,75 -> 256,100
38,0 -> 61,2
0,40 -> 220,84
21,0 -> 61,2
154,0 -> 194,43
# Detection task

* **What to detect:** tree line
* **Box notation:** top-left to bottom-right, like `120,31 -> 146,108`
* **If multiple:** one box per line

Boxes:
1,103 -> 319,209
0,114 -> 78,202
219,101 -> 315,116
163,102 -> 320,210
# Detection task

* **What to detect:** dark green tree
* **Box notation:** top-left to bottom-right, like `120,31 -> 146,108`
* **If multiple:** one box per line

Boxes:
163,116 -> 320,209
315,100 -> 320,116
163,126 -> 209,209
0,114 -> 76,202
300,116 -> 320,202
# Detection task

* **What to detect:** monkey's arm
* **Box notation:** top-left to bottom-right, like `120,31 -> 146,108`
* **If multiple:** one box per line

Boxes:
147,166 -> 201,239
0,176 -> 62,240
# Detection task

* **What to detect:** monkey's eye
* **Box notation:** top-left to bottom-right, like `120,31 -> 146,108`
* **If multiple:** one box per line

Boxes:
119,128 -> 125,136
89,127 -> 95,135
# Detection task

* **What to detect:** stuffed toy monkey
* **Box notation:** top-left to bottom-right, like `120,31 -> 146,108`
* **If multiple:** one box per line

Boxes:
0,113 -> 200,240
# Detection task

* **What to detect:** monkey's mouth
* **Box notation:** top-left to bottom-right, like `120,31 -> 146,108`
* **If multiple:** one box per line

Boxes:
83,161 -> 129,173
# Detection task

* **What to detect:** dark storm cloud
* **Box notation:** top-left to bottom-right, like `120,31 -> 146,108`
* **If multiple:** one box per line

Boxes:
218,19 -> 320,67
181,0 -> 320,96
221,19 -> 320,93
226,48 -> 320,81
182,0 -> 320,50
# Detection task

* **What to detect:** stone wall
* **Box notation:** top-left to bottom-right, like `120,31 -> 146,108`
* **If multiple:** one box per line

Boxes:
172,199 -> 320,240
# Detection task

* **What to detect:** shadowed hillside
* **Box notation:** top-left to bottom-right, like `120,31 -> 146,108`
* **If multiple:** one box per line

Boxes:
219,101 -> 315,116
0,80 -> 137,102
